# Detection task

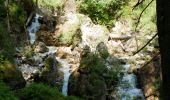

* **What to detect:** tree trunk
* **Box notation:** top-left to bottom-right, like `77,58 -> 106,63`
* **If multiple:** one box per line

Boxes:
156,0 -> 170,99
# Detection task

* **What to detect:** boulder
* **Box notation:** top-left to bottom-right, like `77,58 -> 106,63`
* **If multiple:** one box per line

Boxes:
68,52 -> 108,100
34,42 -> 49,53
36,30 -> 56,46
40,54 -> 63,86
68,70 -> 107,100
80,16 -> 109,51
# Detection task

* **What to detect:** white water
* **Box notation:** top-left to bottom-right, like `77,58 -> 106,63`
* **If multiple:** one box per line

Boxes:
116,64 -> 145,100
56,57 -> 71,96
27,14 -> 41,44
27,13 -> 71,96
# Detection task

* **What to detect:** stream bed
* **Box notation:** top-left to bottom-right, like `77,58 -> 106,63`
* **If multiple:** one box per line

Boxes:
116,64 -> 145,100
27,13 -> 71,96
26,13 -> 145,99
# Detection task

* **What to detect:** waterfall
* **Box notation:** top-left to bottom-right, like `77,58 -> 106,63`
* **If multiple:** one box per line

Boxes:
116,64 -> 145,99
27,14 -> 41,44
56,57 -> 71,96
27,13 -> 71,96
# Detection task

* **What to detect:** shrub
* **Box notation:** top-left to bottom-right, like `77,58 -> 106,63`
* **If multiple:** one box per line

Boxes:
71,52 -> 121,98
0,81 -> 18,100
21,83 -> 65,100
78,0 -> 128,28
21,83 -> 80,100
36,0 -> 65,10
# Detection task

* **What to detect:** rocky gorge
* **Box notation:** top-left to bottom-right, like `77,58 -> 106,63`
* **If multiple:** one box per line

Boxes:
0,0 -> 160,100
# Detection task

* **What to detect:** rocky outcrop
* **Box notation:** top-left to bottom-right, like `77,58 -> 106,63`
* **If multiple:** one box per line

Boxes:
137,55 -> 161,99
15,45 -> 63,87
81,16 -> 109,51
40,54 -> 62,86
68,69 -> 107,100
36,29 -> 56,46
34,42 -> 49,53
68,48 -> 109,99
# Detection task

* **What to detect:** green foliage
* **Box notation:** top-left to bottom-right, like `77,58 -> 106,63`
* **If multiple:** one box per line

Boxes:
70,52 -> 121,99
21,83 -> 80,100
22,46 -> 34,58
96,42 -> 109,59
0,81 -> 18,100
0,23 -> 15,59
58,32 -> 74,45
44,57 -> 54,72
9,2 -> 27,27
80,53 -> 106,75
36,0 -> 65,9
21,83 -> 65,100
0,0 -> 6,18
78,0 -> 128,28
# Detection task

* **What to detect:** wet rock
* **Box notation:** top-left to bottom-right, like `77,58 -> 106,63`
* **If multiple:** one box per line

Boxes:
34,42 -> 49,53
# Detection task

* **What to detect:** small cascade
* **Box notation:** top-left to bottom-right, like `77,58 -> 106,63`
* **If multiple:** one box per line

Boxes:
26,13 -> 72,96
27,14 -> 41,44
116,64 -> 145,100
56,57 -> 71,96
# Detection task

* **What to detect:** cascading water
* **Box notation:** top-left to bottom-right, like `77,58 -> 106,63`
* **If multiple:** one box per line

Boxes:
27,14 -> 41,44
27,13 -> 71,96
56,57 -> 71,96
116,64 -> 145,100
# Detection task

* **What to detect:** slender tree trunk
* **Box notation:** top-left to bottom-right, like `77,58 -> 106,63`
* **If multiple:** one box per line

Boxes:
156,0 -> 170,99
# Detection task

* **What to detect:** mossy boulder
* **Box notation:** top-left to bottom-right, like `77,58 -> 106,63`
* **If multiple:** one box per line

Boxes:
68,52 -> 119,99
40,54 -> 63,87
0,59 -> 26,89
